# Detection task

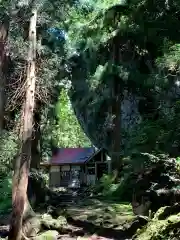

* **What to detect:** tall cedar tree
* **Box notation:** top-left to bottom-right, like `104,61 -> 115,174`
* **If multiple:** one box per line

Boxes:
111,34 -> 122,173
0,17 -> 9,130
8,8 -> 37,240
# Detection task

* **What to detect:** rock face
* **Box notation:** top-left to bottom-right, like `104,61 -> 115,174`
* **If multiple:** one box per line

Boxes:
72,90 -> 141,152
71,73 -> 180,157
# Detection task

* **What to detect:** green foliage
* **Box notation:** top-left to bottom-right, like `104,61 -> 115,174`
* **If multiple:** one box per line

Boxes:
124,120 -> 162,154
0,0 -> 11,17
2,0 -> 180,202
41,88 -> 91,158
58,0 -> 180,155
156,43 -> 180,71
0,175 -> 12,214
95,153 -> 180,204
0,131 -> 18,172
0,131 -> 16,214
30,168 -> 49,187
123,101 -> 180,155
95,174 -> 120,197
53,88 -> 91,147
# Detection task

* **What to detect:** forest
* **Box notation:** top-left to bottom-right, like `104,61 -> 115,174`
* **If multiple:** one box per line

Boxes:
1,0 -> 180,239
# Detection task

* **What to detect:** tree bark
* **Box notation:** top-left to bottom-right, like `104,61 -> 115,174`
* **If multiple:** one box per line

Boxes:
0,17 -> 9,130
31,101 -> 42,169
8,8 -> 37,240
111,35 -> 122,172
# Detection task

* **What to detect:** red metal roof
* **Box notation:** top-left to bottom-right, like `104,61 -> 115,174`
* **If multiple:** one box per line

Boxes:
51,147 -> 96,165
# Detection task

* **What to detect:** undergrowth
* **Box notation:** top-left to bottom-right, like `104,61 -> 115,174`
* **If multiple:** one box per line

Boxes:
95,154 -> 180,202
0,174 -> 12,214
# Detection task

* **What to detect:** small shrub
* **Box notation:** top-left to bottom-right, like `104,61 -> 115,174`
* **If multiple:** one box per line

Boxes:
94,174 -> 120,198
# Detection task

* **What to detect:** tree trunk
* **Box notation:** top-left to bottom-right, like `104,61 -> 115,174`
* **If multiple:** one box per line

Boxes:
29,104 -> 42,206
0,17 -> 9,130
111,35 -> 122,172
31,101 -> 42,169
8,8 -> 37,240
111,76 -> 121,169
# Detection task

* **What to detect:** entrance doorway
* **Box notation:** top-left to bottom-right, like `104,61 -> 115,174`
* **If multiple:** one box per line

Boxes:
96,163 -> 108,180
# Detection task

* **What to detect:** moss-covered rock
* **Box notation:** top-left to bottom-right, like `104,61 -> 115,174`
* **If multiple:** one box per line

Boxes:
41,213 -> 67,231
34,230 -> 59,240
133,204 -> 180,240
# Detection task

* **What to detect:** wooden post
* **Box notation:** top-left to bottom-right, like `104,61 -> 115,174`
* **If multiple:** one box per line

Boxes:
101,150 -> 103,162
85,164 -> 88,185
59,166 -> 61,186
107,155 -> 112,174
49,167 -> 51,188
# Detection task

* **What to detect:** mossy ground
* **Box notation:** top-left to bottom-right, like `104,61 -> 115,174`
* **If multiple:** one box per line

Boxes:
65,199 -> 135,229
